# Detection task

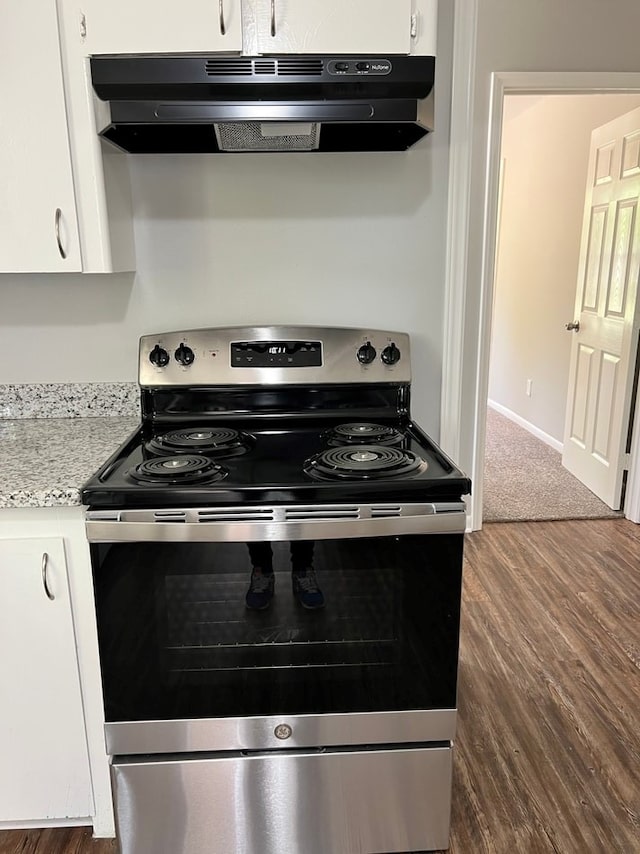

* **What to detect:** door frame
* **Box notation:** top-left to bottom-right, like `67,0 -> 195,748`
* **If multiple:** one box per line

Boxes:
442,65 -> 640,530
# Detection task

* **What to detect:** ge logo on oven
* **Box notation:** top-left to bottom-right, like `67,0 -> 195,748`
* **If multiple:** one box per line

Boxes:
274,724 -> 293,740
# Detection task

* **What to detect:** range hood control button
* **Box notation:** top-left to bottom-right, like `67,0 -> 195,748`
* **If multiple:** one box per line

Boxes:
357,341 -> 377,365
356,62 -> 370,72
175,343 -> 195,366
335,62 -> 350,72
381,343 -> 401,365
149,345 -> 169,367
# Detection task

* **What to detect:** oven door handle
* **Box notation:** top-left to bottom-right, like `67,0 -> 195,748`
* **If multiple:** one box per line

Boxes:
85,502 -> 467,542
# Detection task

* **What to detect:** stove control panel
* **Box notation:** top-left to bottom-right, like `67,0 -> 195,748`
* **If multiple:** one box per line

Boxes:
139,326 -> 411,386
231,340 -> 322,368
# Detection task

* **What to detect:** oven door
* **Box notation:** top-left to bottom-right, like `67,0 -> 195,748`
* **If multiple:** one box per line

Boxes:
87,502 -> 465,756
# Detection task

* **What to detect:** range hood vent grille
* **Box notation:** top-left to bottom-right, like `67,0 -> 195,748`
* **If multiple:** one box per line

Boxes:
277,58 -> 323,76
205,59 -> 253,76
254,60 -> 276,75
204,58 -> 323,77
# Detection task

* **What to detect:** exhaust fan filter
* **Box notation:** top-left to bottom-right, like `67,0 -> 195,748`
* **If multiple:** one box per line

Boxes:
214,122 -> 320,152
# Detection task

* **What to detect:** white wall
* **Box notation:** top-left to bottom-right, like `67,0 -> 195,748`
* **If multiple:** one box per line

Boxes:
456,0 -> 640,480
488,93 -> 640,442
0,4 -> 453,437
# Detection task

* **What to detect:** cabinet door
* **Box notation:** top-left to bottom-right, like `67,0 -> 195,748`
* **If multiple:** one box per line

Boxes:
0,2 -> 81,272
0,538 -> 92,822
76,0 -> 242,55
256,0 -> 413,55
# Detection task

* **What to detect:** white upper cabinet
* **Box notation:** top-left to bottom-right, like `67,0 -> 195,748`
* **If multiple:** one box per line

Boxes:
62,0 -> 436,58
74,0 -> 243,55
245,0 -> 437,56
0,1 -> 81,272
254,0 -> 413,55
0,0 -> 135,274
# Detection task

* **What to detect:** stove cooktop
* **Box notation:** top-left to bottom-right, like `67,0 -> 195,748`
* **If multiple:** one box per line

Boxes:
82,326 -> 471,509
82,419 -> 470,508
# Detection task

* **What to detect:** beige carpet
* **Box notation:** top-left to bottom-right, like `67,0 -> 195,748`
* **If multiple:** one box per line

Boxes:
483,407 -> 623,522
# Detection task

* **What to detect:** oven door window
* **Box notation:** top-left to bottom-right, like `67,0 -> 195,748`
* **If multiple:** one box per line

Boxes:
91,535 -> 462,722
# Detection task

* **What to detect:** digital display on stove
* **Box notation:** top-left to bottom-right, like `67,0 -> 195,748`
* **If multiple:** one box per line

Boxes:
231,340 -> 323,368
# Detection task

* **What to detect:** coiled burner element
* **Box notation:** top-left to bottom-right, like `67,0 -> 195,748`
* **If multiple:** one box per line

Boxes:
128,455 -> 227,484
304,445 -> 427,481
322,422 -> 404,447
147,427 -> 254,457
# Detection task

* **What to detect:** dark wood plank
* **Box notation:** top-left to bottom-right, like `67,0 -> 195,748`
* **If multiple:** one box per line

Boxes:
2,519 -> 638,853
447,519 -> 640,853
0,827 -> 115,854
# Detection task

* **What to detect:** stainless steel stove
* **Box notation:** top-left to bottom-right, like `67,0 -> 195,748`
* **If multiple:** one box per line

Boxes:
83,326 -> 470,854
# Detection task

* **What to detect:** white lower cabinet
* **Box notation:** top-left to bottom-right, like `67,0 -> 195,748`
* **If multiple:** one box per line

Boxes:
0,537 -> 93,823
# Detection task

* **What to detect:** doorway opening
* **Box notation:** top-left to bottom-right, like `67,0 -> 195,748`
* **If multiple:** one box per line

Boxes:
483,93 -> 640,522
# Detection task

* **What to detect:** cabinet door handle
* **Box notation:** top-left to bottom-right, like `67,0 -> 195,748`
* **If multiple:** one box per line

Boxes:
42,552 -> 55,601
219,0 -> 226,35
55,208 -> 67,260
270,0 -> 276,36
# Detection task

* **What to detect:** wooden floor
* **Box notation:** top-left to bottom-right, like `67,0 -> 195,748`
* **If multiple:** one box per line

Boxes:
448,518 -> 640,853
1,518 -> 638,854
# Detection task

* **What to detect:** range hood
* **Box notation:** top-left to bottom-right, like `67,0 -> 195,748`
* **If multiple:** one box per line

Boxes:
90,55 -> 435,153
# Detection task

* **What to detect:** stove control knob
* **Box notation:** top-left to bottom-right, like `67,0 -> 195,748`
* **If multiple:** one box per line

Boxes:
381,342 -> 401,365
175,343 -> 195,366
357,341 -> 377,365
149,345 -> 169,368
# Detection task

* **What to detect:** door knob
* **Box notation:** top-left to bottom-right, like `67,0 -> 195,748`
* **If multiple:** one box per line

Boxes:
565,321 -> 580,332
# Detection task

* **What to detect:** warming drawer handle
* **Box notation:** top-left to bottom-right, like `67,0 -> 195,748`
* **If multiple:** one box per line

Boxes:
219,0 -> 226,35
42,552 -> 55,601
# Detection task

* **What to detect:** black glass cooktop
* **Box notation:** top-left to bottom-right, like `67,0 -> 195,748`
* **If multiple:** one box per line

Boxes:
82,418 -> 470,508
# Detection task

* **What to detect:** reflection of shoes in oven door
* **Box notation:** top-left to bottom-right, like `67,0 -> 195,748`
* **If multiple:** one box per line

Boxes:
245,567 -> 275,610
292,567 -> 325,610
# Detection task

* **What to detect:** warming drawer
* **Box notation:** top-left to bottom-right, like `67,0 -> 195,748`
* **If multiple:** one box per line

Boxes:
112,743 -> 453,854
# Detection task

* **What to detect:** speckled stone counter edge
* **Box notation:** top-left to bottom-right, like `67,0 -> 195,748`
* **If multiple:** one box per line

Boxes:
0,383 -> 140,418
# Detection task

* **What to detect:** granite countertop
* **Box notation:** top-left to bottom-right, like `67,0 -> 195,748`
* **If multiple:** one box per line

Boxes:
0,417 -> 140,508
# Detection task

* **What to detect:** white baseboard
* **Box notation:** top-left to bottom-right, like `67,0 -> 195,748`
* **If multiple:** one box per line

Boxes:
0,818 -> 91,831
487,400 -> 564,453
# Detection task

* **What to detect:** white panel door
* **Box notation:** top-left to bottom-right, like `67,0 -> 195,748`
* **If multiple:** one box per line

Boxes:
256,0 -> 413,55
73,0 -> 242,55
0,1 -> 81,272
562,107 -> 640,508
0,538 -> 93,822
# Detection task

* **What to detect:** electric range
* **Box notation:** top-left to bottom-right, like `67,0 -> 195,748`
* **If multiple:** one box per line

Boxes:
82,326 -> 470,854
